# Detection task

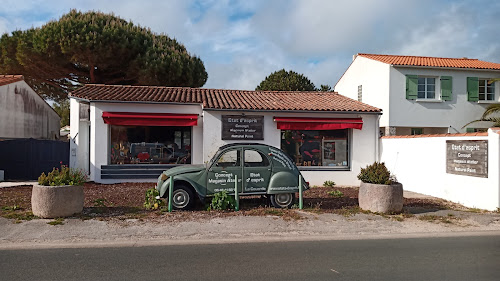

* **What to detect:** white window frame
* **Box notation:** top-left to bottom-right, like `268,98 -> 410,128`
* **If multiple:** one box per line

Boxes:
417,76 -> 438,100
478,78 -> 495,101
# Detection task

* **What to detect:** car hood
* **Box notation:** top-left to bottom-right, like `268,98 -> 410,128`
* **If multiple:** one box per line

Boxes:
165,164 -> 206,176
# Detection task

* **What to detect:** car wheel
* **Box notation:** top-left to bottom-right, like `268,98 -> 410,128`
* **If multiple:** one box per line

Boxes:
270,193 -> 295,209
171,184 -> 195,210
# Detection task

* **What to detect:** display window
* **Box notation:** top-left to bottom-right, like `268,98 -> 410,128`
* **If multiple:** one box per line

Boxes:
110,125 -> 191,165
280,129 -> 349,168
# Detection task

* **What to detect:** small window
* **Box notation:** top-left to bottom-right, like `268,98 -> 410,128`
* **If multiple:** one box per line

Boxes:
357,85 -> 362,102
466,128 -> 488,133
244,150 -> 269,167
417,77 -> 436,99
478,79 -> 495,101
411,128 -> 423,135
217,150 -> 241,166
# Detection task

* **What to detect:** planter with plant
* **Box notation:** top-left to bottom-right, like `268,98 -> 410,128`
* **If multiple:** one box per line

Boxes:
357,162 -> 403,213
32,165 -> 88,218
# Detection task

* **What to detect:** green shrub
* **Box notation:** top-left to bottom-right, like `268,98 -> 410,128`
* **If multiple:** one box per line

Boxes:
144,188 -> 164,210
323,180 -> 336,187
208,191 -> 236,211
38,164 -> 88,186
357,162 -> 396,185
327,190 -> 344,198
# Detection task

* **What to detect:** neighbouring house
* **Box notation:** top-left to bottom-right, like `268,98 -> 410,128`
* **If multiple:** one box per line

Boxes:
69,84 -> 381,186
335,54 -> 500,136
0,75 -> 60,140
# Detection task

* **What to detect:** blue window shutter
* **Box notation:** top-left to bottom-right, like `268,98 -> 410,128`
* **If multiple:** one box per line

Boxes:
440,76 -> 452,101
467,77 -> 479,101
406,75 -> 418,100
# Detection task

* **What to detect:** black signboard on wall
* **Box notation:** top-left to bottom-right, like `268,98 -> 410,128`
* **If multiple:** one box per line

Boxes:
446,140 -> 488,178
221,115 -> 264,140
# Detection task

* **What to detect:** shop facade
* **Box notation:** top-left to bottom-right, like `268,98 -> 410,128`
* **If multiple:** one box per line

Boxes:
69,85 -> 381,186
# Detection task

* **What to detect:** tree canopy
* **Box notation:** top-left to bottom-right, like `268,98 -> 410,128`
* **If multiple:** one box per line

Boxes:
0,10 -> 208,101
255,69 -> 332,92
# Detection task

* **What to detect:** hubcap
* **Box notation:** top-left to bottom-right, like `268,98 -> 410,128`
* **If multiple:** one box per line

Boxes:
172,189 -> 189,209
275,193 -> 292,207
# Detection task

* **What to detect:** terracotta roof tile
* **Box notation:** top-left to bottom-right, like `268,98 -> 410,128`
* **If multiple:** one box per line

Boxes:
358,54 -> 500,70
69,84 -> 381,113
0,75 -> 23,86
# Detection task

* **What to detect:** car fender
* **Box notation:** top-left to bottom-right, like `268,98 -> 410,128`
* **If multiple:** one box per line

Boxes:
267,171 -> 300,194
157,175 -> 204,199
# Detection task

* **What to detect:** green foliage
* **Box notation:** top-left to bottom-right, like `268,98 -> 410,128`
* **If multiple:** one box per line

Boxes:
463,103 -> 500,128
318,84 -> 333,92
208,191 -> 236,211
256,69 -> 317,91
144,188 -> 164,210
0,9 -> 207,101
53,99 -> 70,127
38,165 -> 88,186
93,198 -> 109,208
323,180 -> 336,187
357,162 -> 396,185
327,190 -> 344,198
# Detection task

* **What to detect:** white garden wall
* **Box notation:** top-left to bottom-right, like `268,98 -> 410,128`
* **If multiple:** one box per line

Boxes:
380,129 -> 500,211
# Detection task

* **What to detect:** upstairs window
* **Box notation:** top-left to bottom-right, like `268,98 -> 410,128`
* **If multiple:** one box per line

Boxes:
468,77 -> 496,102
407,75 -> 451,100
478,79 -> 495,101
417,77 -> 435,99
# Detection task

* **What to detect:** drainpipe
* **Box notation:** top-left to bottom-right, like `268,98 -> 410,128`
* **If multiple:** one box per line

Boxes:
375,115 -> 381,162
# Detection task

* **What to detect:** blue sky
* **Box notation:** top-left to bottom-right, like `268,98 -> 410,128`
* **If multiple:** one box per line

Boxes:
1,0 -> 500,90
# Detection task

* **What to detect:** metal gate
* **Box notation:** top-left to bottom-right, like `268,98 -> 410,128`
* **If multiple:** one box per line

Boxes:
0,138 -> 69,180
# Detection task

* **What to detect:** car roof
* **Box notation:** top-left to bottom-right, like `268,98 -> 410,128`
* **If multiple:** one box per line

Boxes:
219,143 -> 275,150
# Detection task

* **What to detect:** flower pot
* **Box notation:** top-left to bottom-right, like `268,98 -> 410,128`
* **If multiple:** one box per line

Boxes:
358,182 -> 403,213
31,184 -> 84,218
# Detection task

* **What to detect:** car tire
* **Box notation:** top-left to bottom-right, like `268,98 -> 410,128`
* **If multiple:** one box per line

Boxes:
171,184 -> 195,210
269,193 -> 295,209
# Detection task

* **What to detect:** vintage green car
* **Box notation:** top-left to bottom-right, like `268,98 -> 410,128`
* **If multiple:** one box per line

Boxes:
156,143 -> 309,209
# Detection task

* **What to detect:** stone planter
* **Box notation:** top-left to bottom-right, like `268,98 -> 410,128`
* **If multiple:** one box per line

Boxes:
31,184 -> 84,218
358,182 -> 403,213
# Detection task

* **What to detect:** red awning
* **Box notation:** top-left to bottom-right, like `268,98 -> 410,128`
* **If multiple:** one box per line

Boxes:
102,112 -> 198,126
274,117 -> 363,130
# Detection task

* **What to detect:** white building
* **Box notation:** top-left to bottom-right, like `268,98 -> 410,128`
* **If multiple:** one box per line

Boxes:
0,75 -> 60,140
335,54 -> 500,136
69,85 -> 381,186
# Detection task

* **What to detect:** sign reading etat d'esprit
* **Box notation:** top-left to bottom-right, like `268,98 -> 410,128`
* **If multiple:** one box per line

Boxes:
221,115 -> 264,140
446,140 -> 488,178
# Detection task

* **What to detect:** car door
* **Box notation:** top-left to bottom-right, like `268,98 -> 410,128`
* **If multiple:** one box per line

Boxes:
242,149 -> 272,194
206,148 -> 243,195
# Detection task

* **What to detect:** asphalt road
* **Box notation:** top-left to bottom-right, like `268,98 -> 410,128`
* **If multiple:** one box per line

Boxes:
1,235 -> 499,281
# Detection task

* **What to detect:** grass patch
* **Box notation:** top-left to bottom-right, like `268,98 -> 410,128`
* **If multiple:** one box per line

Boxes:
418,214 -> 461,224
467,208 -> 484,213
47,218 -> 65,225
335,206 -> 364,217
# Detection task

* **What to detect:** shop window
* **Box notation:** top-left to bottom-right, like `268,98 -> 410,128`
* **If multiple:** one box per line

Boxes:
280,129 -> 349,168
110,125 -> 191,165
